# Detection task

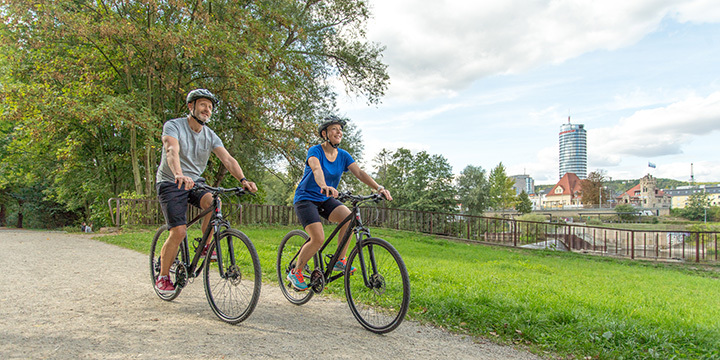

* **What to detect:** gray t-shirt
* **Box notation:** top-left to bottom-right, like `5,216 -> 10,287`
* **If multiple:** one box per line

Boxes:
156,117 -> 224,183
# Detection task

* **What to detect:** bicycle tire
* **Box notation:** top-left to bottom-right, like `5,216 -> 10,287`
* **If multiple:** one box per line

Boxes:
276,229 -> 317,305
150,225 -> 185,301
203,229 -> 262,324
345,237 -> 410,334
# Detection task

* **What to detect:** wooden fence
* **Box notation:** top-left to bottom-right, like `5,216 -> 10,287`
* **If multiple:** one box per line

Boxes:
108,198 -> 719,263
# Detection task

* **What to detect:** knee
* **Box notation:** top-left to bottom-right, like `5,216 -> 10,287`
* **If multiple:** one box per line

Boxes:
169,226 -> 187,242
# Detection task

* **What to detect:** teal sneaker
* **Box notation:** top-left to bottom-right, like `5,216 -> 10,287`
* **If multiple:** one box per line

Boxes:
333,257 -> 356,274
286,268 -> 308,291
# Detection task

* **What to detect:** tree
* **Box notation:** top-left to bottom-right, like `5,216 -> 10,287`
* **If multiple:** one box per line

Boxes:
581,170 -> 608,206
0,0 -> 389,226
683,191 -> 710,221
377,148 -> 456,213
456,165 -> 490,215
515,191 -> 533,214
488,163 -> 516,210
615,204 -> 637,221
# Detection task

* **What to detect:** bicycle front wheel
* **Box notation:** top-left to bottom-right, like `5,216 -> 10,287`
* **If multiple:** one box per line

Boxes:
345,237 -> 410,334
150,225 -> 185,301
203,229 -> 261,324
276,229 -> 317,305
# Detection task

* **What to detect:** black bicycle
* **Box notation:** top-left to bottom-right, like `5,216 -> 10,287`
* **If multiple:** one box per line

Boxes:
150,183 -> 261,324
276,192 -> 410,333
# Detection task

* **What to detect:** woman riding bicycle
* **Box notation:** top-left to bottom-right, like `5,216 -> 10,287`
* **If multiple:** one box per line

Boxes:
287,116 -> 393,291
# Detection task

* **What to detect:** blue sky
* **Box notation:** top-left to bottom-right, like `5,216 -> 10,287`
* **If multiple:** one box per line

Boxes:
336,0 -> 720,185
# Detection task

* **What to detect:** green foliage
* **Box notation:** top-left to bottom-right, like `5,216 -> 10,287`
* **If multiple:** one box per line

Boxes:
373,148 -> 456,212
488,162 -> 516,210
456,165 -> 490,215
515,190 -> 532,214
614,204 -> 637,221
0,0 -> 388,227
682,192 -> 711,221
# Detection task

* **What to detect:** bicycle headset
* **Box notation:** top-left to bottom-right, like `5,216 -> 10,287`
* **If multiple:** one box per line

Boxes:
317,115 -> 346,149
186,88 -> 219,126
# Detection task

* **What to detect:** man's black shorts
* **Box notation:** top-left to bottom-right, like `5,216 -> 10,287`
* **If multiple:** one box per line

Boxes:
293,198 -> 344,228
156,181 -> 210,229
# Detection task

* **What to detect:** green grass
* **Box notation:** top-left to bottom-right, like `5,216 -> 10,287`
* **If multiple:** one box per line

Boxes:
96,225 -> 720,360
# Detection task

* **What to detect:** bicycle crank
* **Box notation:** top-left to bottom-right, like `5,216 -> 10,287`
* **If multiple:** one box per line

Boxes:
310,269 -> 325,294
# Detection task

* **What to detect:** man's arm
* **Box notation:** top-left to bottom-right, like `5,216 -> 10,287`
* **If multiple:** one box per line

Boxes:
163,135 -> 194,190
213,146 -> 258,192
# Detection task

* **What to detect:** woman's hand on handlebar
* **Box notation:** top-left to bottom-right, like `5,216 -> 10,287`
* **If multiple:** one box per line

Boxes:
378,188 -> 393,201
242,180 -> 258,193
321,185 -> 339,198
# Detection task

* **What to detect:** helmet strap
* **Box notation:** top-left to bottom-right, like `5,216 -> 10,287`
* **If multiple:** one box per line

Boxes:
324,136 -> 340,149
189,101 -> 205,126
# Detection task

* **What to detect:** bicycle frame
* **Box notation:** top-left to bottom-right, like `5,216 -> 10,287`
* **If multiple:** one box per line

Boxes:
177,192 -> 234,281
297,197 -> 379,290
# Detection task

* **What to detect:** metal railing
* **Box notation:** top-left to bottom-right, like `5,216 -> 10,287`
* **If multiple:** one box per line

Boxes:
109,198 -> 719,263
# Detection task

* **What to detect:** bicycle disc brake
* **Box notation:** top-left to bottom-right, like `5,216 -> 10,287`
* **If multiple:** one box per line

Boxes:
369,273 -> 386,295
310,269 -> 325,294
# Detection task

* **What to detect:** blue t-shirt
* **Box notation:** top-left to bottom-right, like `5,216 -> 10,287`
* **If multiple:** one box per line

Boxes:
293,145 -> 355,203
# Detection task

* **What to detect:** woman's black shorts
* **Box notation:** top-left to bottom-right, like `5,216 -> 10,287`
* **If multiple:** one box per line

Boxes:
293,198 -> 344,228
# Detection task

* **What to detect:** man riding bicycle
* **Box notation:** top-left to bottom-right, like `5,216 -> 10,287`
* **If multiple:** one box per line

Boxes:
287,116 -> 393,291
155,88 -> 257,295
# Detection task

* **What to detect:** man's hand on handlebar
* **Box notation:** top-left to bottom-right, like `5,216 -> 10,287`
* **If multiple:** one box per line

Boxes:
175,175 -> 194,190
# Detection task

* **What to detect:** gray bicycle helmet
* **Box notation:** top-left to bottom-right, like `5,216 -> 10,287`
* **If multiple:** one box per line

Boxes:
186,88 -> 219,107
317,116 -> 346,138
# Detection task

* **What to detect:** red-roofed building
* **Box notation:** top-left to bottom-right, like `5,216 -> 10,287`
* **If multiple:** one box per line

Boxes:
617,174 -> 671,208
542,172 -> 583,208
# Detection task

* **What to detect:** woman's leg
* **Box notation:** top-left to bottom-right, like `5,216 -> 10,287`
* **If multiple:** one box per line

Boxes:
328,205 -> 352,259
295,222 -> 324,272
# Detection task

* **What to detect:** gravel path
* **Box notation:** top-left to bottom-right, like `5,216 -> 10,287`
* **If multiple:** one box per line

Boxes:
0,229 -> 543,360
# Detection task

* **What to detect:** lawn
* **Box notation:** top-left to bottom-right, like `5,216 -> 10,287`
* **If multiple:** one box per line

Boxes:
97,224 -> 720,360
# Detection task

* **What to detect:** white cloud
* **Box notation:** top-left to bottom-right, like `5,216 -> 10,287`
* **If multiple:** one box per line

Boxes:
591,91 -> 720,159
367,0 -> 720,100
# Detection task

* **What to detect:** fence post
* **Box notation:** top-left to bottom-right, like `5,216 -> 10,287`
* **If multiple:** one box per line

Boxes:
696,232 -> 701,263
116,198 -> 121,227
631,231 -> 635,259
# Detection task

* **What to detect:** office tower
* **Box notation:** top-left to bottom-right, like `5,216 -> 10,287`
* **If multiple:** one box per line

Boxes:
558,118 -> 587,179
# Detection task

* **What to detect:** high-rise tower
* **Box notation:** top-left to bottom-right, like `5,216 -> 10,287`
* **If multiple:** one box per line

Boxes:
558,117 -> 587,179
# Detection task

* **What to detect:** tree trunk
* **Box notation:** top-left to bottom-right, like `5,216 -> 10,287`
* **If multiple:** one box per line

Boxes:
213,165 -> 228,187
0,202 -> 6,226
130,127 -> 143,195
16,199 -> 23,228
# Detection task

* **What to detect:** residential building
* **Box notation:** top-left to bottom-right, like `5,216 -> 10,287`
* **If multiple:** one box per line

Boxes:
664,185 -> 720,209
542,172 -> 583,208
558,119 -> 587,180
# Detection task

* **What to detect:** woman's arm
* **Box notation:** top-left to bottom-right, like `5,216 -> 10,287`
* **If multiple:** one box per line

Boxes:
348,163 -> 393,200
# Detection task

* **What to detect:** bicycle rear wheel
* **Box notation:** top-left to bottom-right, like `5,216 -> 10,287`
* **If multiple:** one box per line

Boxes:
277,230 -> 317,305
345,237 -> 410,334
203,229 -> 261,324
150,225 -> 185,301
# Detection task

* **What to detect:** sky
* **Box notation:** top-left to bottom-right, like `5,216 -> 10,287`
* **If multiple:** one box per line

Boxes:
335,0 -> 720,185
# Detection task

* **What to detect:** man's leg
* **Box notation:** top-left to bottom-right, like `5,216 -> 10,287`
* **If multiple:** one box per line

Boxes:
199,193 -> 215,247
160,225 -> 186,276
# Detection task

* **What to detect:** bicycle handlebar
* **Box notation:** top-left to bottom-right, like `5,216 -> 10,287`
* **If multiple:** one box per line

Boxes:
194,182 -> 254,197
336,191 -> 385,205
